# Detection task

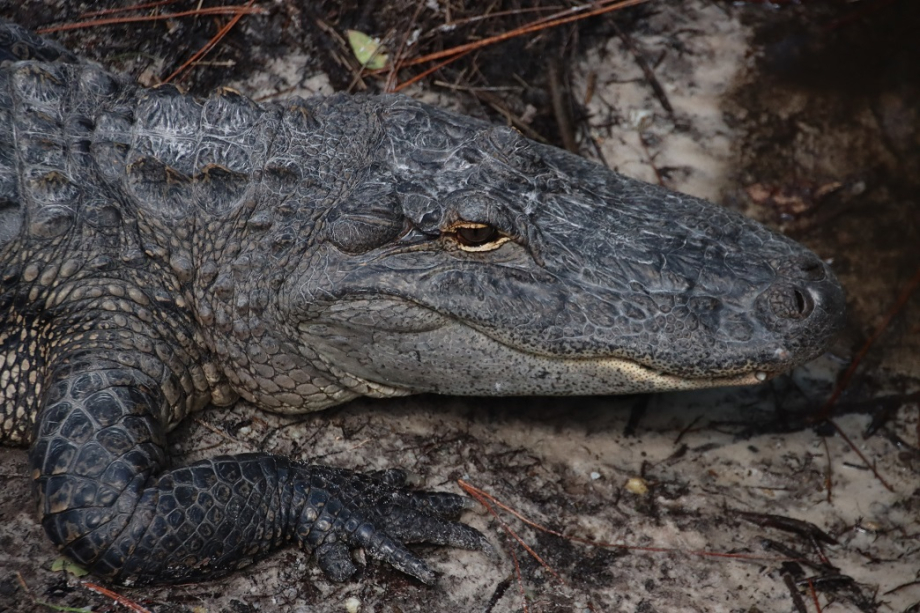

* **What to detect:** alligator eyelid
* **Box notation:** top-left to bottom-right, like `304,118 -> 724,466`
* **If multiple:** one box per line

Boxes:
395,222 -> 437,244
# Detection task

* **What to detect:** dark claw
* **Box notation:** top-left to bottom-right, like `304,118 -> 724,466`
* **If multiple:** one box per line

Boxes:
315,540 -> 356,582
405,490 -> 477,518
367,533 -> 437,584
382,510 -> 488,550
293,465 -> 488,584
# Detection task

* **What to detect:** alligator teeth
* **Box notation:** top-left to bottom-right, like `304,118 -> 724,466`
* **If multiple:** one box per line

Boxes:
755,371 -> 768,382
773,348 -> 791,361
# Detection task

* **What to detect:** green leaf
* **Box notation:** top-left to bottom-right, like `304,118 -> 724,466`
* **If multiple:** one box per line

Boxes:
347,30 -> 388,70
50,556 -> 89,577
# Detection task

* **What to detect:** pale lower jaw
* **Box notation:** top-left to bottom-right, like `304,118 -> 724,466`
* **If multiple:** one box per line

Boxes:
302,316 -> 777,398
585,356 -> 771,394
341,351 -> 773,399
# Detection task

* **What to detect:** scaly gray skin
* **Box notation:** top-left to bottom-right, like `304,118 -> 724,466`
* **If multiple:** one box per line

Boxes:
0,21 -> 845,586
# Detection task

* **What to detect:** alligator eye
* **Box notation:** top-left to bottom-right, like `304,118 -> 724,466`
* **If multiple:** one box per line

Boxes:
456,224 -> 498,246
445,222 -> 509,252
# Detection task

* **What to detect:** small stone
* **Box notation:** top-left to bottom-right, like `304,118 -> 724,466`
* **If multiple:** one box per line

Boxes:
625,477 -> 648,495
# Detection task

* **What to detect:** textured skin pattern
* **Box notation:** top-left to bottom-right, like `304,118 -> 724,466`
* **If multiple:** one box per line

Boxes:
0,21 -> 845,585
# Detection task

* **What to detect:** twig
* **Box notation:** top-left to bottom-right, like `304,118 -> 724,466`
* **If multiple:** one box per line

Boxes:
460,480 -> 794,563
393,49 -> 473,92
807,577 -> 823,613
82,582 -> 152,613
164,0 -> 256,83
817,263 -> 920,421
439,5 -> 560,30
611,20 -> 673,115
829,420 -> 894,491
80,0 -> 183,19
508,541 -> 529,613
472,90 -> 547,143
784,572 -> 809,613
313,18 -> 368,92
461,480 -> 566,584
383,0 -> 426,92
813,263 -> 920,492
37,6 -> 263,34
548,56 -> 579,153
395,0 -> 649,69
638,132 -> 664,186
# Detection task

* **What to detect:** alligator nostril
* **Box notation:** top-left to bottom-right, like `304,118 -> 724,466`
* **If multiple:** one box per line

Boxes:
769,285 -> 815,320
794,289 -> 808,314
798,258 -> 826,281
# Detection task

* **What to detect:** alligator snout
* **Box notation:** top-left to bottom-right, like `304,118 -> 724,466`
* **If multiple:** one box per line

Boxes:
755,254 -> 846,364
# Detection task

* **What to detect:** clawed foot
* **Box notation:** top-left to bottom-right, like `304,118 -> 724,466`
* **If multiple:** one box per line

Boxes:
294,466 -> 491,584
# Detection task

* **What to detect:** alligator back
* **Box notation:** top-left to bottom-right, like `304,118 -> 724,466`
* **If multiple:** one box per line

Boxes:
0,23 -> 74,246
0,22 -> 219,446
0,20 -> 279,244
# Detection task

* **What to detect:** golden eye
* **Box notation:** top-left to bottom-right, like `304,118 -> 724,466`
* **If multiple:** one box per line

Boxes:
445,222 -> 510,252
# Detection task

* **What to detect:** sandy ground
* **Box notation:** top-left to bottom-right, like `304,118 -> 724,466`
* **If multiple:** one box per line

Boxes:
1,1 -> 918,612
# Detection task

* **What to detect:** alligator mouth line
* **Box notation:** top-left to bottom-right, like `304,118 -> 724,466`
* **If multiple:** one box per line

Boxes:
579,355 -> 773,392
321,333 -> 775,399
306,302 -> 778,397
337,350 -> 774,400
466,317 -> 782,394
465,324 -> 778,393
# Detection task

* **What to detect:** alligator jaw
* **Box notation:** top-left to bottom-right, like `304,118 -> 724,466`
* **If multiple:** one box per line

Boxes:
529,354 -> 772,394
331,353 -> 772,401
299,313 -> 781,399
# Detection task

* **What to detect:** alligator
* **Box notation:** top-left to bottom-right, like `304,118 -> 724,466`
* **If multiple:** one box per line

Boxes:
0,20 -> 845,587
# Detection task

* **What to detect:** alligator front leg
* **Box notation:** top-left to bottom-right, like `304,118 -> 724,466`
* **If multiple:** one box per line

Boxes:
30,351 -> 486,585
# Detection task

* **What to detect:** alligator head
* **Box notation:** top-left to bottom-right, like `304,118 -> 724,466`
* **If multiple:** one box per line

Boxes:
251,94 -> 843,400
